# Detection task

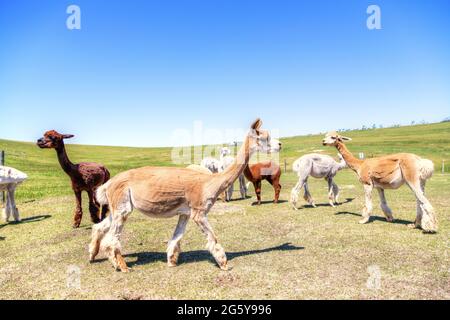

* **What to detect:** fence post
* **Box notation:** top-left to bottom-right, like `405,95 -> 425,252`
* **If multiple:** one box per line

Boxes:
1,150 -> 4,205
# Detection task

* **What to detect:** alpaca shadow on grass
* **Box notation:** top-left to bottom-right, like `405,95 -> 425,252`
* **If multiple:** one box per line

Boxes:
251,199 -> 288,206
297,197 -> 355,210
115,242 -> 304,268
0,214 -> 51,229
226,195 -> 253,202
335,211 -> 413,225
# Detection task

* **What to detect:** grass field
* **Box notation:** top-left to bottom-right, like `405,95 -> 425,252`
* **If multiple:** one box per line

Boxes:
0,122 -> 449,299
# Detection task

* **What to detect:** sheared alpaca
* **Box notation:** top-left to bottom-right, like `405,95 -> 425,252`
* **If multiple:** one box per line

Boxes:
200,157 -> 221,173
244,161 -> 281,204
89,119 -> 279,272
290,153 -> 347,209
0,166 -> 27,222
37,130 -> 110,228
322,131 -> 437,233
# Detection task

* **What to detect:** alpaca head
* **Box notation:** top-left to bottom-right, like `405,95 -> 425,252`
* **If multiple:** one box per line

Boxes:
322,131 -> 352,146
269,138 -> 282,153
37,130 -> 74,149
220,147 -> 231,158
248,119 -> 280,154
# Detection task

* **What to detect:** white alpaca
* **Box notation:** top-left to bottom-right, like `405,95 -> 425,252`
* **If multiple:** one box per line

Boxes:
200,157 -> 221,173
218,147 -> 247,201
0,166 -> 28,222
290,153 -> 347,209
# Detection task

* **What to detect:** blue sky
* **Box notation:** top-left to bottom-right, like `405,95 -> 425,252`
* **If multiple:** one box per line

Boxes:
0,0 -> 449,147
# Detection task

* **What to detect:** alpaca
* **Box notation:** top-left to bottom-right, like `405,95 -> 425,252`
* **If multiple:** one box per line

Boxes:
244,161 -> 281,204
0,166 -> 27,222
322,131 -> 437,233
37,130 -> 110,228
219,147 -> 247,201
89,119 -> 278,272
200,157 -> 221,173
290,153 -> 347,209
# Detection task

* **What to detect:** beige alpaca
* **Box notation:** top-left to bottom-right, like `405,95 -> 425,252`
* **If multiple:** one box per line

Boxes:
89,119 -> 278,272
322,132 -> 437,233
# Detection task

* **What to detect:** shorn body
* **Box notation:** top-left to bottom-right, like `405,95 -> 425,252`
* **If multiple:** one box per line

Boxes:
89,119 -> 281,272
0,166 -> 27,222
322,131 -> 437,233
244,161 -> 281,204
290,153 -> 347,209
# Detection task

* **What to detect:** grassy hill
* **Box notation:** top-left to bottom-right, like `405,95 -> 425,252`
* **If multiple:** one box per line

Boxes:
1,121 -> 449,202
0,122 -> 449,299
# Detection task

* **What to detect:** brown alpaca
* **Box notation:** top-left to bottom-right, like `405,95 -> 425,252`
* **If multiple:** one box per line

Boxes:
244,161 -> 281,204
37,130 -> 110,228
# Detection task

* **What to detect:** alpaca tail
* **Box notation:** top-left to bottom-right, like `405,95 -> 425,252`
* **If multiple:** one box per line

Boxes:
96,180 -> 112,205
419,158 -> 434,181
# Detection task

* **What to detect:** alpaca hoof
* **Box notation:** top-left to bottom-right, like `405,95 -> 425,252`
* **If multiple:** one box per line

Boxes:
359,218 -> 370,224
386,217 -> 394,223
311,203 -> 317,208
219,263 -> 229,271
72,223 -> 80,229
168,262 -> 177,268
120,267 -> 131,273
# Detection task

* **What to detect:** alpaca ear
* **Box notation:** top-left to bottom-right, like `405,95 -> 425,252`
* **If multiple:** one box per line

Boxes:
340,136 -> 352,141
251,118 -> 262,130
62,134 -> 74,139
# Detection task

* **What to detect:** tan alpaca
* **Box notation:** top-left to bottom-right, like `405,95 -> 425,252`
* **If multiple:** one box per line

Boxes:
89,119 -> 279,272
322,132 -> 437,233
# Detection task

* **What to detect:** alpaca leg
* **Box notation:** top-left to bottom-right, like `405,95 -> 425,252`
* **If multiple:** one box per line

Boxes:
276,182 -> 281,204
102,210 -> 130,272
377,188 -> 394,222
359,184 -> 373,224
290,180 -> 304,210
167,214 -> 189,267
409,180 -> 425,229
238,174 -> 247,199
2,187 -> 11,222
8,185 -> 20,222
73,190 -> 83,228
87,190 -> 101,224
303,182 -> 316,207
407,180 -> 437,233
254,181 -> 262,205
273,179 -> 281,203
332,181 -> 340,204
327,178 -> 336,207
89,214 -> 112,261
192,209 -> 227,270
227,183 -> 234,201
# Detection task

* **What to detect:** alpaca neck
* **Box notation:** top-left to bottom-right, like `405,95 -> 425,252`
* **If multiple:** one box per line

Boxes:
335,142 -> 362,172
55,143 -> 75,175
215,137 -> 251,193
